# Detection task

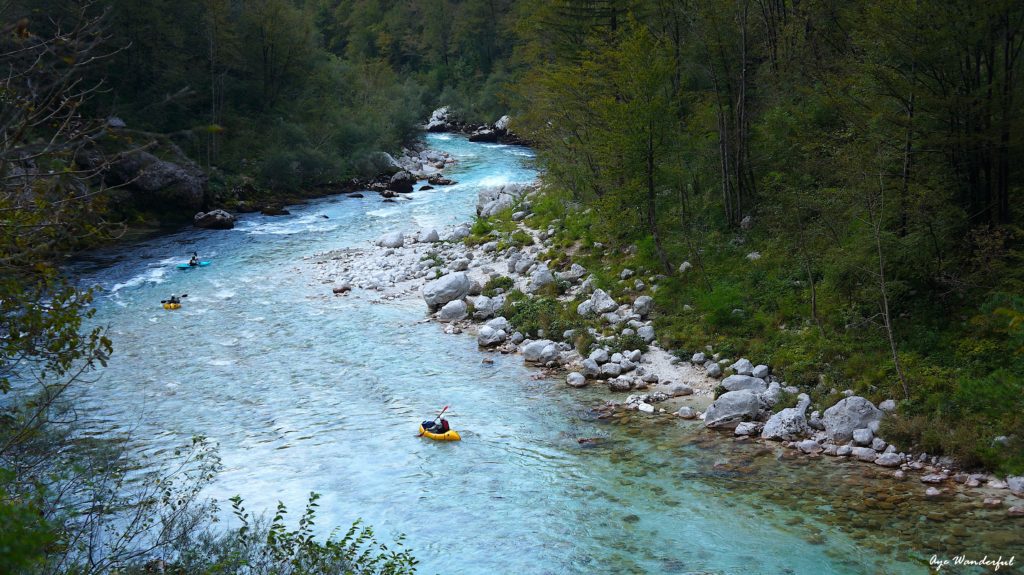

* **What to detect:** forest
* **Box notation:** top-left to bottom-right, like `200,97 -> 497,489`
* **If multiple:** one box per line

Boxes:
2,0 -> 1023,572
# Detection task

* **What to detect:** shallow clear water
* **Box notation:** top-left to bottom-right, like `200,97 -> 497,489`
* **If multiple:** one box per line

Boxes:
71,134 -> 1018,574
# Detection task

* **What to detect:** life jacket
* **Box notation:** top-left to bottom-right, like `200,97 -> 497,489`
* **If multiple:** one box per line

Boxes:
439,419 -> 450,432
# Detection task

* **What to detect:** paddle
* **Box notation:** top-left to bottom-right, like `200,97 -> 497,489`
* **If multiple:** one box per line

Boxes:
418,405 -> 449,436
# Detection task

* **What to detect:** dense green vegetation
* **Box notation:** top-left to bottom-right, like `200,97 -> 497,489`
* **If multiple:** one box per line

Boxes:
509,0 -> 1024,472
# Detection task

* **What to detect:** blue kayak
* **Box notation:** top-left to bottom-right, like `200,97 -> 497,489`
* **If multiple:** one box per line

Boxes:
177,261 -> 211,269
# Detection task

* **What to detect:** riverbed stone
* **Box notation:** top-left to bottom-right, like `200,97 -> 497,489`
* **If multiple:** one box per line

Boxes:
761,395 -> 810,441
422,272 -> 470,310
477,326 -> 507,347
721,375 -> 768,393
601,363 -> 623,378
797,440 -> 823,454
691,352 -> 706,363
589,349 -> 610,364
677,406 -> 697,419
609,378 -> 632,392
704,390 -> 761,429
590,289 -> 618,313
376,230 -> 405,248
851,447 -> 878,462
566,372 -> 587,388
581,358 -> 600,378
637,325 -> 655,343
439,299 -> 467,321
729,358 -> 754,376
522,339 -> 557,363
705,363 -> 722,378
486,316 -> 511,333
822,396 -> 883,442
633,295 -> 654,317
852,428 -> 874,446
874,453 -> 902,467
527,268 -> 554,293
735,422 -> 760,436
751,364 -> 769,379
1007,476 -> 1024,495
925,487 -> 943,498
871,437 -> 887,452
194,209 -> 235,229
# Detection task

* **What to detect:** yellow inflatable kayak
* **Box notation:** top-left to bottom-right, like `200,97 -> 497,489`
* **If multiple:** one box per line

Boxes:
419,425 -> 461,441
163,302 -> 181,310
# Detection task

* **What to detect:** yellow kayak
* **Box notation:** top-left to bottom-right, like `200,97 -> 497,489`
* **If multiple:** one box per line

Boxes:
419,425 -> 461,441
163,303 -> 181,310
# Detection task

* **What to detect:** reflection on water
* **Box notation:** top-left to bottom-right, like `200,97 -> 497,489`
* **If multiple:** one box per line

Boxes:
71,135 -> 1018,574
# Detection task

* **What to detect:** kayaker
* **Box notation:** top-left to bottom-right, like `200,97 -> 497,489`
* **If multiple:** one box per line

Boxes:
188,252 -> 199,267
167,295 -> 181,305
438,418 -> 450,433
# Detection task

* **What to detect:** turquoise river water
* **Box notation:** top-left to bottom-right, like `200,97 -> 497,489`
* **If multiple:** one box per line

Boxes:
71,134 -> 1019,574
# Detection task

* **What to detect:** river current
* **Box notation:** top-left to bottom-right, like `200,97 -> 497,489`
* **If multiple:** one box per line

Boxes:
71,134 -> 1018,574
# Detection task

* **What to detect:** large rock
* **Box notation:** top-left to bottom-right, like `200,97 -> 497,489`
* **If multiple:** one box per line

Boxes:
527,268 -> 554,293
389,171 -> 416,193
418,228 -> 440,243
721,375 -> 768,393
590,289 -> 618,313
704,390 -> 761,429
194,209 -> 235,230
422,272 -> 470,310
823,396 -> 883,442
633,296 -> 654,317
729,358 -> 754,376
761,394 -> 810,441
566,372 -> 587,388
522,340 -> 558,363
439,299 -> 467,321
468,128 -> 498,143
476,183 -> 530,217
376,231 -> 405,248
366,151 -> 403,175
477,325 -> 507,347
103,150 -> 206,210
637,325 -> 655,343
494,115 -> 511,133
425,106 -> 451,132
485,316 -> 511,332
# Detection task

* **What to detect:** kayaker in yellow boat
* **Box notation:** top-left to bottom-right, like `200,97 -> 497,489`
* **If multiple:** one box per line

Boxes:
419,405 -> 460,440
160,294 -> 187,309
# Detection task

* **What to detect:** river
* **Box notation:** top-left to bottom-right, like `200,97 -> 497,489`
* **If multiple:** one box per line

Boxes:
72,134 -> 1018,574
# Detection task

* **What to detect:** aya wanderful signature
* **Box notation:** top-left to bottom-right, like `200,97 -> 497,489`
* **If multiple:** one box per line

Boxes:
930,554 -> 1016,572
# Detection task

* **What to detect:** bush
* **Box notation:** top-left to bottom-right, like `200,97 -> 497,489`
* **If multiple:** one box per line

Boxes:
502,293 -> 579,339
609,333 -> 649,354
483,275 -> 514,297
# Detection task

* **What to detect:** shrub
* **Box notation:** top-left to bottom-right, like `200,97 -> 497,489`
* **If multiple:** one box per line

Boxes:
502,294 -> 579,339
483,275 -> 514,296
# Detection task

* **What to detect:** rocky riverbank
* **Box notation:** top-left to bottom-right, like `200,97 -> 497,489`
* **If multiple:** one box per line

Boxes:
304,136 -> 1024,519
